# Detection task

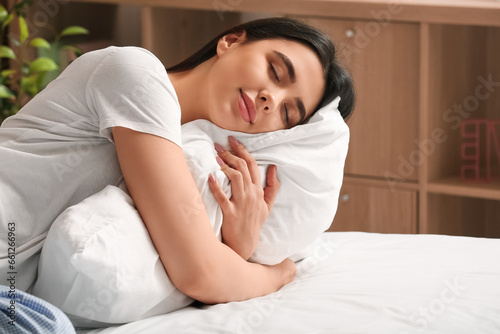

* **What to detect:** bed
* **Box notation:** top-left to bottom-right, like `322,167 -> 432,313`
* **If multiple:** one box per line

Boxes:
74,231 -> 500,334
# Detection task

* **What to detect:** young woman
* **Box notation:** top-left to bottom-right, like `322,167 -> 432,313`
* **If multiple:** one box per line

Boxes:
0,17 -> 354,307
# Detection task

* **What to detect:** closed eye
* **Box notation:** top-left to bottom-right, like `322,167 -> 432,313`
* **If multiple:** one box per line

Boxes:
269,62 -> 280,82
283,104 -> 290,126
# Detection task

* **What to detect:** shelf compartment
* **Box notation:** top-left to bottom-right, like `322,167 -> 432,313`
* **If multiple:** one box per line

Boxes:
330,180 -> 417,234
426,193 -> 500,238
426,24 -> 500,182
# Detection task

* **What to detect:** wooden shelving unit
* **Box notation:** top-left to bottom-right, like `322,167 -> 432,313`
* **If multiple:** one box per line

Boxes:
428,178 -> 500,201
68,0 -> 500,238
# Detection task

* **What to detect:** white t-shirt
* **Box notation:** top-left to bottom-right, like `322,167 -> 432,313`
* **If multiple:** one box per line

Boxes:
0,46 -> 182,291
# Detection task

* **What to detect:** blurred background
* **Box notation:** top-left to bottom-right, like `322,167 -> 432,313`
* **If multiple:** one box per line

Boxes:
1,0 -> 499,238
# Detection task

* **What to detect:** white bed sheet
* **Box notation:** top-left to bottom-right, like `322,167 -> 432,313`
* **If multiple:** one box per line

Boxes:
77,232 -> 500,334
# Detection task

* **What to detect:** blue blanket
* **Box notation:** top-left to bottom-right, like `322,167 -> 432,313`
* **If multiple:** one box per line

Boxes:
0,285 -> 75,333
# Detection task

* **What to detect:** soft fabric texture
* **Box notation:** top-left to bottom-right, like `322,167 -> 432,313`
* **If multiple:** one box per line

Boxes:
182,96 -> 349,264
0,285 -> 75,334
33,184 -> 193,328
33,97 -> 349,326
75,232 -> 500,334
0,46 -> 181,292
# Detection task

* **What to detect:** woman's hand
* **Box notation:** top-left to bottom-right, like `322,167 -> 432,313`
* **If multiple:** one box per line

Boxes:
208,136 -> 280,260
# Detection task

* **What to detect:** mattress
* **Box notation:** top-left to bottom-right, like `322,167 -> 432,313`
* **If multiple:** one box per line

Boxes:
76,231 -> 500,333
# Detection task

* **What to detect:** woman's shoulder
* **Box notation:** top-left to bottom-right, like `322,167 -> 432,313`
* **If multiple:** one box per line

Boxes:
82,46 -> 164,70
82,46 -> 170,94
57,46 -> 165,86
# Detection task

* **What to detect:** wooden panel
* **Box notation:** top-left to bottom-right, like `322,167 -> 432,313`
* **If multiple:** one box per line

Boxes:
418,23 -> 430,234
427,24 -> 485,181
141,6 -> 153,50
145,8 -> 241,68
113,4 -> 141,46
329,183 -> 417,233
73,0 -> 500,28
427,194 -> 500,238
52,2 -> 118,43
427,25 -> 500,182
297,17 -> 420,181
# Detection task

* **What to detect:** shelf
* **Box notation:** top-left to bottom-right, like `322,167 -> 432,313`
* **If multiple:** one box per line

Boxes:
428,176 -> 500,201
73,0 -> 500,27
343,175 -> 419,191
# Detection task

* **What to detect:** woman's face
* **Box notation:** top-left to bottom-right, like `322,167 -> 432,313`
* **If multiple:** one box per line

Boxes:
205,33 -> 325,133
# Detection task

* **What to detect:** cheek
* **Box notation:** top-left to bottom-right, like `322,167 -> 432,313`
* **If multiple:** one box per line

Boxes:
219,52 -> 267,86
259,113 -> 285,132
208,61 -> 238,105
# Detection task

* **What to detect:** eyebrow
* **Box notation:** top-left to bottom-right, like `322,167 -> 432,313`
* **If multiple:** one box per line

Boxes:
273,50 -> 296,83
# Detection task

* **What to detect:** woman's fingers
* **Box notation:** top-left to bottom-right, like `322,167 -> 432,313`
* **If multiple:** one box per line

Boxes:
215,144 -> 251,186
263,165 -> 280,211
208,173 -> 231,209
215,136 -> 261,185
211,139 -> 280,260
216,156 -> 245,197
229,136 -> 262,184
214,138 -> 280,211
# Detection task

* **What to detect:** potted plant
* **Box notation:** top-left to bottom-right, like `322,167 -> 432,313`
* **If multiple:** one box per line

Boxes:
0,0 -> 88,124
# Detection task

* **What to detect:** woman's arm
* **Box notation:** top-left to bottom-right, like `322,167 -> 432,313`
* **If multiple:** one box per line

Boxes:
112,127 -> 295,304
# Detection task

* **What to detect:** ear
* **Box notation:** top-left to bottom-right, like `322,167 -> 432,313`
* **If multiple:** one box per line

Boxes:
216,30 -> 246,56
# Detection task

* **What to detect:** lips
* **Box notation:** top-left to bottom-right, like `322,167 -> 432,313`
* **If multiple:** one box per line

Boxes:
238,89 -> 257,123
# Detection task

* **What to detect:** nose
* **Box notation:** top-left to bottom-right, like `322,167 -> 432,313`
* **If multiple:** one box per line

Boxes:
258,91 -> 276,114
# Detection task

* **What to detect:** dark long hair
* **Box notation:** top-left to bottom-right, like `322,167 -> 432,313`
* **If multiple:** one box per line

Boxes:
166,17 -> 355,121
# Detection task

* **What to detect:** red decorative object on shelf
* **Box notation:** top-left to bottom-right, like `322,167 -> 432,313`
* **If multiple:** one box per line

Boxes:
461,119 -> 500,182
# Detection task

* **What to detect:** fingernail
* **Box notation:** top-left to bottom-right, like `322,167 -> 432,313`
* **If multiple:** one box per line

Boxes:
228,136 -> 239,146
209,173 -> 216,183
214,143 -> 225,153
216,156 -> 225,167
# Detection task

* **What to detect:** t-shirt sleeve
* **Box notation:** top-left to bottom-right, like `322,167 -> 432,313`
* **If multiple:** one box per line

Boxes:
86,47 -> 182,147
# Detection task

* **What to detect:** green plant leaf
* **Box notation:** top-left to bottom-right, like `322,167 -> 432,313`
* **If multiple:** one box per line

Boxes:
60,26 -> 89,37
20,74 -> 39,96
30,37 -> 51,49
0,84 -> 14,99
36,71 -> 47,89
0,46 -> 16,59
0,5 -> 8,22
61,45 -> 83,57
1,13 -> 13,30
1,69 -> 16,78
29,57 -> 59,73
18,16 -> 29,43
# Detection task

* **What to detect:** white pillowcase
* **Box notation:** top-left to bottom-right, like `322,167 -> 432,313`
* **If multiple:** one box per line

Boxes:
33,97 -> 349,326
183,96 -> 349,264
33,184 -> 193,327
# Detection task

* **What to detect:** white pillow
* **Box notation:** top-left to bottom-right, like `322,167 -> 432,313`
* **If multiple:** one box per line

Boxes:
33,97 -> 349,326
183,96 -> 349,264
33,184 -> 193,327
